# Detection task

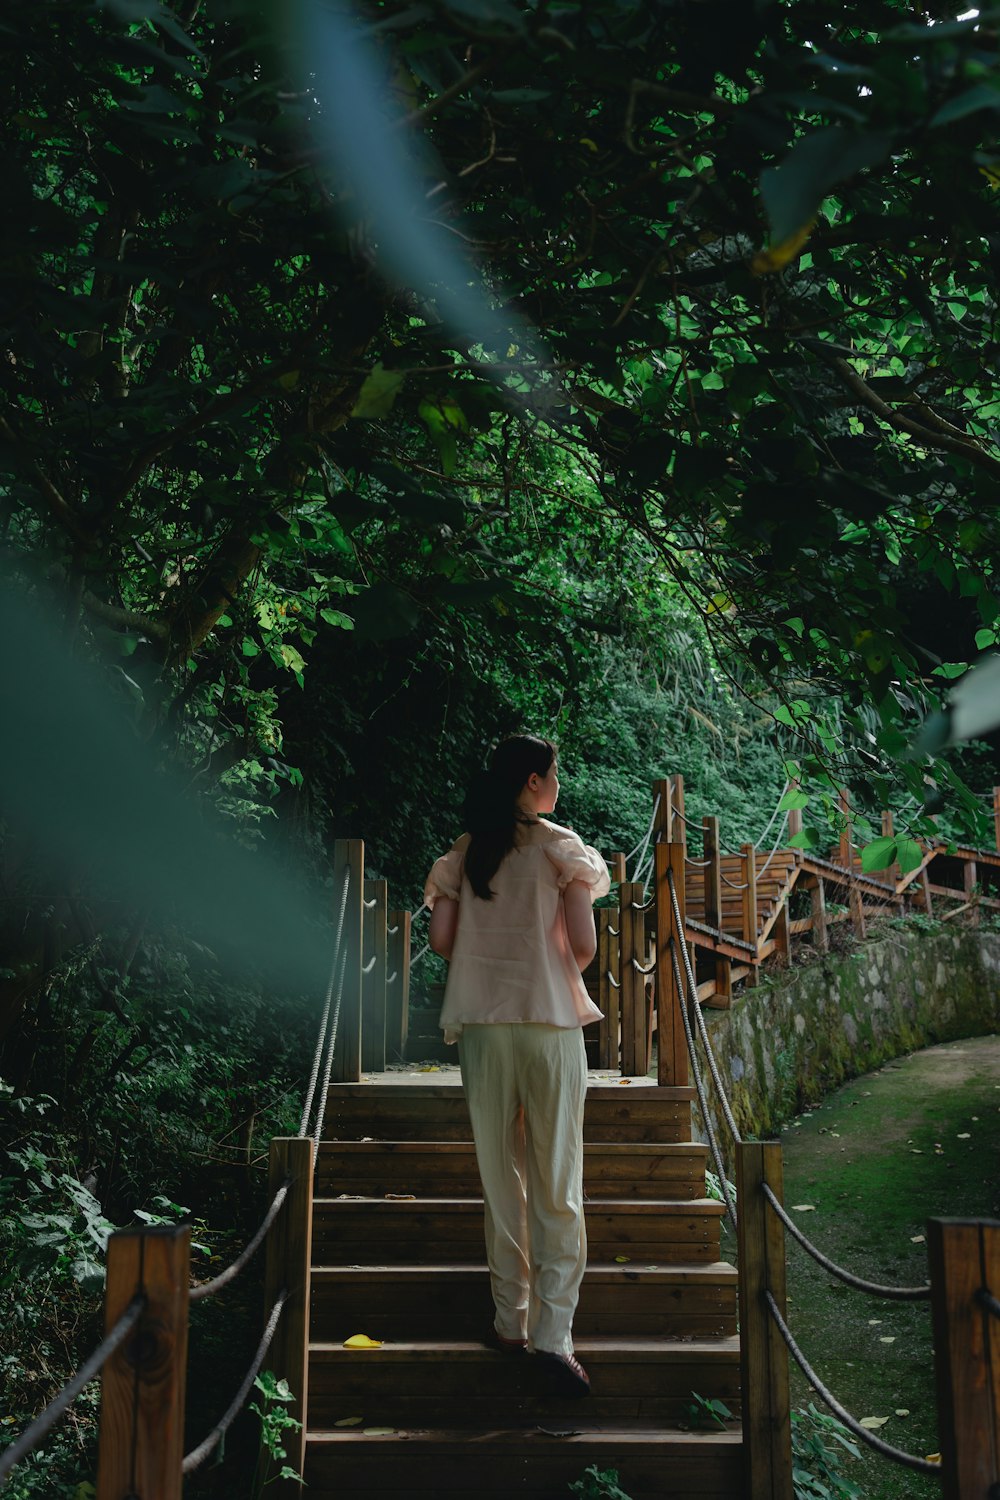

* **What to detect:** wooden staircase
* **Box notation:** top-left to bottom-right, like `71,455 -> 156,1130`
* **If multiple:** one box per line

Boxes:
301,1078 -> 742,1499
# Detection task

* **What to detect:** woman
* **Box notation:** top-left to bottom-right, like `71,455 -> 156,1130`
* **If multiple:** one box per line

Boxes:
424,735 -> 610,1398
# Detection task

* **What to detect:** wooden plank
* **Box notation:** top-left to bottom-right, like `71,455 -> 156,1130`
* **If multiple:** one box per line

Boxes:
263,1136 -> 314,1494
703,815 -> 731,1006
599,906 -> 620,1071
994,787 -> 1000,853
609,851 -> 627,884
737,1143 -> 793,1500
928,1218 -> 1000,1500
361,879 -> 388,1072
809,875 -> 828,953
385,909 -> 411,1063
836,787 -> 852,871
97,1226 -> 190,1500
963,857 -> 980,928
652,777 -> 672,842
331,839 -> 364,1083
848,879 -> 866,941
619,881 -> 637,1076
672,773 -> 687,849
656,842 -> 688,1088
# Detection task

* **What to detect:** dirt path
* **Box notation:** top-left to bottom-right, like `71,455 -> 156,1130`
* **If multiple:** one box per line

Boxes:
779,1032 -> 1000,1500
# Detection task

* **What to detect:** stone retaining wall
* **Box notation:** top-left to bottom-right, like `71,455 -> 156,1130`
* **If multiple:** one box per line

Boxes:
700,926 -> 1000,1148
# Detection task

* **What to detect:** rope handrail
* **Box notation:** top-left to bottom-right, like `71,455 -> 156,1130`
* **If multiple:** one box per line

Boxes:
189,1179 -> 291,1303
668,938 -> 738,1230
627,791 -> 661,880
752,781 -> 790,851
685,854 -> 711,867
756,811 -> 791,879
632,957 -> 656,975
387,969 -> 398,984
762,1186 -> 931,1301
387,924 -> 399,935
0,1294 -> 146,1484
631,895 -> 655,912
667,867 -> 743,1146
182,1289 -> 288,1474
765,1292 -> 940,1475
410,941 -> 432,967
606,970 -> 621,989
361,954 -> 378,974
976,1285 -> 1000,1319
311,942 -> 350,1165
298,864 -> 352,1138
720,873 -> 750,890
607,924 -> 620,937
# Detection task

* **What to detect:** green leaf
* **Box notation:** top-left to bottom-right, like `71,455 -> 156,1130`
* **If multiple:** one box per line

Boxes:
787,828 -> 818,850
320,608 -> 354,630
894,837 -> 923,875
974,628 -> 996,650
351,363 -> 407,420
860,836 -> 897,873
930,84 -> 1000,129
241,637 -> 260,657
778,788 -> 808,811
761,127 -> 893,245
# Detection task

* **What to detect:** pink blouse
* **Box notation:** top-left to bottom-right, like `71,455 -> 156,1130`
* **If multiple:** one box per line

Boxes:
423,818 -> 611,1037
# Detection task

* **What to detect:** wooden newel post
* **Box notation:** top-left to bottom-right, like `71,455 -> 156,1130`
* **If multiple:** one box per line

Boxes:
786,779 -> 803,844
736,1142 -> 793,1500
97,1225 -> 190,1500
652,778 -> 672,843
671,774 -> 687,849
619,881 -> 645,1076
331,839 -> 364,1084
609,852 -> 627,885
597,907 -> 620,1071
655,841 -> 688,1087
361,877 -> 388,1072
386,909 -> 412,1063
927,1217 -> 1000,1500
263,1137 -> 315,1494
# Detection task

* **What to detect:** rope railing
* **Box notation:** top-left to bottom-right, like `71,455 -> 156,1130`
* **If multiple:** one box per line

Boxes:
189,1178 -> 291,1303
361,954 -> 378,975
684,854 -> 711,867
182,1289 -> 288,1474
630,894 -> 655,912
627,792 -> 661,880
720,872 -> 750,890
606,970 -> 621,989
298,863 -> 353,1137
410,940 -> 432,967
0,1294 -> 146,1485
756,812 -> 791,879
977,1285 -> 1000,1319
765,1292 -> 940,1476
363,896 -> 377,909
762,1186 -> 931,1301
668,939 -> 738,1230
632,956 -> 656,975
311,942 -> 351,1165
752,782 -> 790,851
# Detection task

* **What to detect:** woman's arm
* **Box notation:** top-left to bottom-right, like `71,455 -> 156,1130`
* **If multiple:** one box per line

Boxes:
429,896 -> 459,961
563,880 -> 597,970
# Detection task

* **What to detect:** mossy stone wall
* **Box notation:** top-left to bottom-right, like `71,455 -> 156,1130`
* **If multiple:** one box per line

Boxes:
699,929 -> 1000,1146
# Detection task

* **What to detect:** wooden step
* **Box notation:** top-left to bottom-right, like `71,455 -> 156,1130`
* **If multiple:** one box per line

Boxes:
311,1197 -> 726,1265
316,1141 -> 710,1200
323,1082 -> 696,1143
309,1261 -> 738,1340
307,1335 -> 742,1426
303,1425 -> 743,1499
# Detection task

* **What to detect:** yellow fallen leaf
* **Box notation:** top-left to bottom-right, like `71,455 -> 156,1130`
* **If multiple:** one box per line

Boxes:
334,1416 -> 365,1427
420,1066 -> 440,1073
791,1204 -> 816,1212
895,1409 -> 910,1418
615,1255 -> 631,1264
343,1334 -> 383,1350
957,1132 -> 971,1139
363,1427 -> 395,1436
879,1336 -> 896,1344
751,219 -> 816,275
618,1078 -> 632,1085
911,1234 -> 925,1243
860,1416 -> 890,1430
926,1453 -> 941,1464
868,1319 -> 882,1326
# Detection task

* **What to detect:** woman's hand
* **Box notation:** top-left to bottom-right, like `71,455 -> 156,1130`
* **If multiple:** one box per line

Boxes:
428,896 -> 459,961
563,881 -> 597,970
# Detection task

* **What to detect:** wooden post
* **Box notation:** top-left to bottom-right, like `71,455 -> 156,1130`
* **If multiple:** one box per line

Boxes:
97,1225 -> 190,1500
655,841 -> 688,1087
737,1142 -> 793,1500
386,909 -> 412,1063
597,908 -> 620,1071
652,778 -> 672,843
881,810 -> 899,885
809,875 -> 828,953
609,852 -> 627,885
704,816 -> 730,1006
773,900 -> 791,965
361,878 -> 388,1072
994,787 -> 1000,853
837,788 -> 852,870
786,779 -> 803,844
848,881 -> 866,941
262,1137 -> 314,1494
927,1218 -> 1000,1500
963,857 -> 979,928
619,881 -> 646,1076
671,774 -> 687,850
331,839 -> 364,1083
921,866 -> 934,917
740,842 -> 759,987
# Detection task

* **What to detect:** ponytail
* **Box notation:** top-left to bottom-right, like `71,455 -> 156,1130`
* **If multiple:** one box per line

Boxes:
463,735 -> 556,900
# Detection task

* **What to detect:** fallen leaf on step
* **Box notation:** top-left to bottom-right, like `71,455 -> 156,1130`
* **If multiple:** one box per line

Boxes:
363,1427 -> 395,1436
926,1453 -> 941,1464
535,1427 -> 583,1437
957,1132 -> 971,1139
419,1066 -> 440,1073
334,1417 -> 364,1428
879,1337 -> 896,1344
910,1234 -> 925,1243
867,1319 -> 882,1326
384,1193 -> 416,1200
615,1254 -> 631,1263
895,1409 -> 910,1418
618,1078 -> 632,1085
343,1334 -> 383,1350
791,1204 -> 816,1212
860,1416 -> 890,1430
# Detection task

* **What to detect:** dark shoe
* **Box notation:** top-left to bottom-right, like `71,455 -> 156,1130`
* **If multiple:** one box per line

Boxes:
534,1349 -> 591,1398
485,1326 -> 528,1354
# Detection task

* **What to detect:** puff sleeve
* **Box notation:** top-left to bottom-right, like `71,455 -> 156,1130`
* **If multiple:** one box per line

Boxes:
544,831 -> 612,902
423,844 -> 465,909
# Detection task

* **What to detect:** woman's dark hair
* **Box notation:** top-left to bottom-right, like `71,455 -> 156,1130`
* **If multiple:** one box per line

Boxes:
463,735 -> 557,900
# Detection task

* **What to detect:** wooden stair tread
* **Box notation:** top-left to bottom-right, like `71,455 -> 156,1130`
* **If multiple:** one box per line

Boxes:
311,1260 -> 738,1280
314,1196 -> 727,1214
323,1081 -> 696,1098
308,1426 -> 741,1443
310,1336 -> 740,1359
318,1140 -> 708,1156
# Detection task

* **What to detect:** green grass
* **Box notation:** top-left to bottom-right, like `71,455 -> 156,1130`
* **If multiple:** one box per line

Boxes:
779,1034 -> 1000,1500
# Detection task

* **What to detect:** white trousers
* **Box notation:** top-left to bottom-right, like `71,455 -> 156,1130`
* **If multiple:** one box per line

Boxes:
458,1022 -> 587,1358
